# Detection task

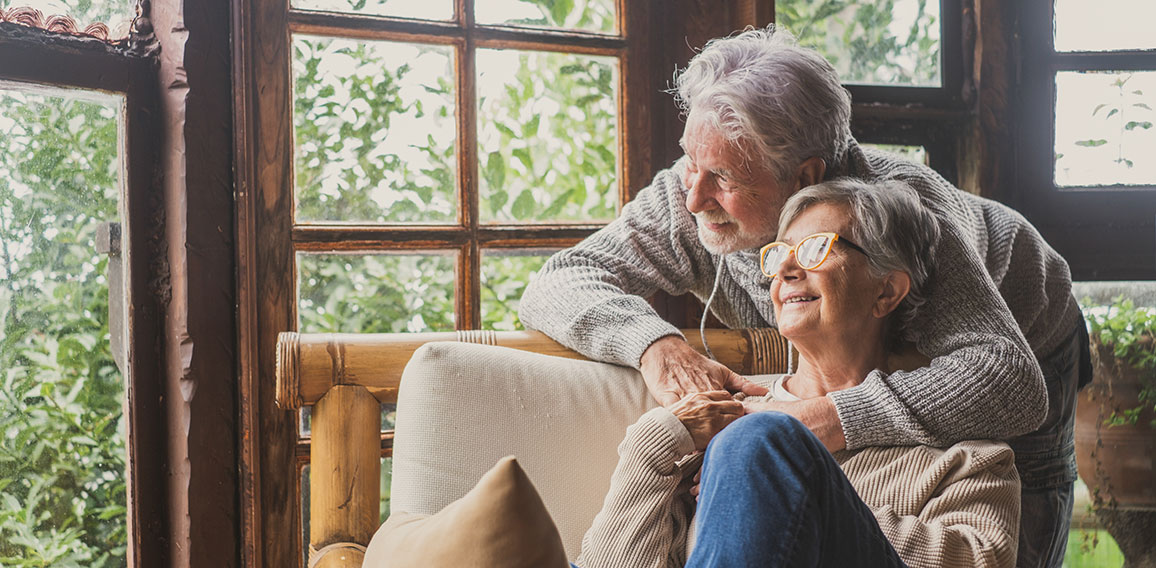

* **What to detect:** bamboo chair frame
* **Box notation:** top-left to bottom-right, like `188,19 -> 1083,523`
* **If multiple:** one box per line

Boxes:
274,328 -> 790,567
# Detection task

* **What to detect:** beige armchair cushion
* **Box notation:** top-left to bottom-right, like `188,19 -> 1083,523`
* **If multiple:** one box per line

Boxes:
363,456 -> 568,567
383,342 -> 658,560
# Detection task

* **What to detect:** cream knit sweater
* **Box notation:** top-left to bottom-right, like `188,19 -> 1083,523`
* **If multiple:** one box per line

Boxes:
520,142 -> 1082,451
577,404 -> 1021,568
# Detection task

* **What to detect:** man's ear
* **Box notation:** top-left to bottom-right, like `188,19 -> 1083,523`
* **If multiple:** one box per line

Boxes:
794,156 -> 826,190
873,271 -> 911,319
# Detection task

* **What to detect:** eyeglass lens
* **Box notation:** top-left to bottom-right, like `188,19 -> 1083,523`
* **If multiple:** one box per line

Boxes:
764,234 -> 834,276
797,234 -> 831,268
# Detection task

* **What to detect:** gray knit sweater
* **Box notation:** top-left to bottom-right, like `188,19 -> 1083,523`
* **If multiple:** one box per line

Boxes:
576,405 -> 1021,568
519,142 -> 1083,450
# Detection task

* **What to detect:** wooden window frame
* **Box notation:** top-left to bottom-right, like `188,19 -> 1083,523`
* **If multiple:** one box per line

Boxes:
234,0 -> 657,565
0,24 -> 165,567
1017,1 -> 1156,280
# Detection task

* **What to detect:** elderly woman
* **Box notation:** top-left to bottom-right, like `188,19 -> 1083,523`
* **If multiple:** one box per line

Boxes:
576,179 -> 1020,568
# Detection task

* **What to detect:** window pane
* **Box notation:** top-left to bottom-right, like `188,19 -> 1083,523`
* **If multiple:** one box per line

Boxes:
1055,0 -> 1156,52
5,0 -> 137,39
862,143 -> 928,166
297,252 -> 456,333
293,36 -> 457,224
481,250 -> 554,330
291,0 -> 451,20
776,0 -> 941,87
0,88 -> 128,564
477,49 -> 618,223
475,0 -> 616,34
1054,71 -> 1156,187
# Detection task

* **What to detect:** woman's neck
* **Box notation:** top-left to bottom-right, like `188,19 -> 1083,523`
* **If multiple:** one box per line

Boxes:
785,334 -> 890,399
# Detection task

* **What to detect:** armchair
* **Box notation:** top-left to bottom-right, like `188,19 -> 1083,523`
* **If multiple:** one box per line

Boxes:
274,328 -> 791,567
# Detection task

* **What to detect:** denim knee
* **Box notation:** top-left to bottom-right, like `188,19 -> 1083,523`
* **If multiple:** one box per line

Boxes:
707,412 -> 822,461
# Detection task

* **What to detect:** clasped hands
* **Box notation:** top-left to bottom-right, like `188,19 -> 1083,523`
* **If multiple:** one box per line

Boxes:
640,336 -> 845,453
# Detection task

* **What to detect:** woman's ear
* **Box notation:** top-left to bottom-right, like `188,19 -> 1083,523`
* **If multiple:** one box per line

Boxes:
793,157 -> 826,190
873,271 -> 911,319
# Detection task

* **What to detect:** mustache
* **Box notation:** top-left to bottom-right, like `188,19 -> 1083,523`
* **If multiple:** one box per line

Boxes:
695,210 -> 736,225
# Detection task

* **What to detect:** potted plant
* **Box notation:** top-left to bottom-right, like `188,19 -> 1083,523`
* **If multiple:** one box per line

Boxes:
1075,296 -> 1156,566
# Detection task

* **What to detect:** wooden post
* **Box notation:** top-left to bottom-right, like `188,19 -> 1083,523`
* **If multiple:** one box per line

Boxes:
310,385 -> 380,568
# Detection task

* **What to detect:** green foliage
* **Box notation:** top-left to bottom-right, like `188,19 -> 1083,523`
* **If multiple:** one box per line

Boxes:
1075,74 -> 1153,169
1083,296 -> 1156,427
0,91 -> 126,565
491,0 -> 615,33
776,0 -> 940,86
481,254 -> 551,331
293,38 -> 457,224
297,254 -> 456,333
1065,529 -> 1126,567
478,49 -> 618,223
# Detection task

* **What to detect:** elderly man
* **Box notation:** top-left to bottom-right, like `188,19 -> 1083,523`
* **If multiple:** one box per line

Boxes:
519,26 -> 1086,568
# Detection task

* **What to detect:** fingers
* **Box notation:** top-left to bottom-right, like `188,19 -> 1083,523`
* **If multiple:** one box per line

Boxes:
725,373 -> 769,396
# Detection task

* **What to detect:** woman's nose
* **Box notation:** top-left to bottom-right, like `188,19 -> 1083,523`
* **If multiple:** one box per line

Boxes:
776,251 -> 805,280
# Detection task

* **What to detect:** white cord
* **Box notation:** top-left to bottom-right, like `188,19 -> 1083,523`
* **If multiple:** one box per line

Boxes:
700,255 -> 726,361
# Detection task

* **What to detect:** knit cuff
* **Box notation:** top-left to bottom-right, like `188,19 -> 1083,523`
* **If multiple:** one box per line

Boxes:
615,316 -> 685,370
643,407 -> 698,458
826,371 -> 900,451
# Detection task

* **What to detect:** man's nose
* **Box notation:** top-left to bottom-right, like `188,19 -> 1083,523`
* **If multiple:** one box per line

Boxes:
685,171 -> 717,213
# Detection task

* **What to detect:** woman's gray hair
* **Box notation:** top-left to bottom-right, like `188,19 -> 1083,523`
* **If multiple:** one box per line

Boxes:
673,25 -> 852,183
778,179 -> 940,341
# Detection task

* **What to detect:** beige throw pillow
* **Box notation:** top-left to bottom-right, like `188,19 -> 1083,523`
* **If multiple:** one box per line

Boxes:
364,456 -> 569,568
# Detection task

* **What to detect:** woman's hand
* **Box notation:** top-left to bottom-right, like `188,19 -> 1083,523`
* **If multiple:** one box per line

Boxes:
670,390 -> 744,451
741,397 -> 847,452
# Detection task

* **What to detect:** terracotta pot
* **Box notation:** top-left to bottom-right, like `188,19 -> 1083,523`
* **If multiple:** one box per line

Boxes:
1074,343 -> 1156,510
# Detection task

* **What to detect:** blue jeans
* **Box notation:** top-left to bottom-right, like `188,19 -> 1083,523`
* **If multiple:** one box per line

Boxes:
685,412 -> 907,568
1008,323 -> 1088,568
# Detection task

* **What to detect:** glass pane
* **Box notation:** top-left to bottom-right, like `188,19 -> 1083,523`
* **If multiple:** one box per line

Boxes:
481,250 -> 554,330
291,0 -> 452,20
475,0 -> 616,34
3,0 -> 137,39
776,0 -> 941,87
0,88 -> 128,564
300,463 -> 310,568
293,36 -> 457,224
380,456 -> 392,523
862,143 -> 928,166
1055,0 -> 1156,52
477,49 -> 618,223
297,252 -> 456,333
299,403 -> 396,436
1054,71 -> 1156,187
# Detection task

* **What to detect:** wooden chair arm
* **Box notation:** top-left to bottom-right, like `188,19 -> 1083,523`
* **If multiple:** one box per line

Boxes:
275,327 -> 790,410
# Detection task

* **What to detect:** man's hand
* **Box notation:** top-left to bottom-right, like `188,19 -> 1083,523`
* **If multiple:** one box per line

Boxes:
741,397 -> 846,451
639,336 -> 768,407
669,391 -> 744,451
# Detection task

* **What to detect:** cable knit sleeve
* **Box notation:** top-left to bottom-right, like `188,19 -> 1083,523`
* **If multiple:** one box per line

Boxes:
576,408 -> 699,568
519,167 -> 714,368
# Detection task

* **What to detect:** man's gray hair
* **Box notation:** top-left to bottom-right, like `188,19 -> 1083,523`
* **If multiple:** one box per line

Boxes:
673,25 -> 853,183
778,178 -> 940,341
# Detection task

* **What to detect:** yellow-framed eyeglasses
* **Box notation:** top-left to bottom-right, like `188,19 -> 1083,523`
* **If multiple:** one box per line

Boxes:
759,232 -> 869,278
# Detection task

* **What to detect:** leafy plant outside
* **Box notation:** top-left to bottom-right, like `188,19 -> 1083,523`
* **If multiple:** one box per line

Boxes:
1083,296 -> 1156,427
0,91 -> 126,567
